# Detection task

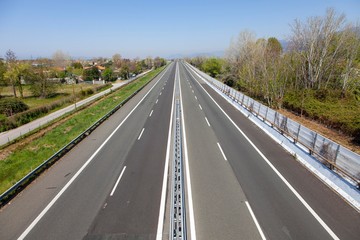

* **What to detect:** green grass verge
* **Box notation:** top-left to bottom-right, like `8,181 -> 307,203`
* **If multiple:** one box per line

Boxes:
283,89 -> 360,137
0,66 -> 166,194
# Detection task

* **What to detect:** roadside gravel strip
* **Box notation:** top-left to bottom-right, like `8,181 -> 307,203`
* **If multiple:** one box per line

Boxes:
0,70 -> 151,147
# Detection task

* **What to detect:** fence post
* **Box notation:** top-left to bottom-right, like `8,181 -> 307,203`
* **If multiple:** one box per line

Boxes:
257,104 -> 261,116
264,107 -> 268,122
332,144 -> 341,170
241,94 -> 245,106
295,124 -> 301,143
310,133 -> 318,155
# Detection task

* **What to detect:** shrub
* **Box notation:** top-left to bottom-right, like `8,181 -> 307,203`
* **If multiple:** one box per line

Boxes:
0,98 -> 29,116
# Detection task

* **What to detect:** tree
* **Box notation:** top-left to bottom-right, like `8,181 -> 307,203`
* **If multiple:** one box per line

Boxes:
289,8 -> 347,90
0,61 -> 6,97
112,53 -> 122,68
102,68 -> 115,82
5,50 -> 17,97
201,58 -> 223,77
266,37 -> 282,58
28,66 -> 58,98
82,66 -> 100,81
52,50 -> 69,69
4,62 -> 31,98
119,64 -> 130,80
71,62 -> 83,69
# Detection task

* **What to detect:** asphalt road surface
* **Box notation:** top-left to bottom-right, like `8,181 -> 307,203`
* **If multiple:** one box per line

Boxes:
0,61 -> 359,240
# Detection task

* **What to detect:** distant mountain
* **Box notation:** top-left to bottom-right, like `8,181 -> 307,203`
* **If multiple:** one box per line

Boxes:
279,40 -> 289,51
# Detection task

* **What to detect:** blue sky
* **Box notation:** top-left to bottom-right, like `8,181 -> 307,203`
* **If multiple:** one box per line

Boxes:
0,0 -> 359,59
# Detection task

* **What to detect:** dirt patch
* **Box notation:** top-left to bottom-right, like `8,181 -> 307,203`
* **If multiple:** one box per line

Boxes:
278,108 -> 360,155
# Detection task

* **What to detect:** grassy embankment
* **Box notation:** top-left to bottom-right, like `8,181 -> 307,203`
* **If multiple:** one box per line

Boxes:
0,66 -> 165,194
283,89 -> 360,145
0,83 -> 112,132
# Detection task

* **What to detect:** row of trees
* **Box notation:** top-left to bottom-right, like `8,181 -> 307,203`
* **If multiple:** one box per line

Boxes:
0,50 -> 167,99
190,8 -> 360,110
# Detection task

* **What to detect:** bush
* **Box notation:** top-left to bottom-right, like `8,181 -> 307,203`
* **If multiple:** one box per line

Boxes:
0,98 -> 29,116
80,88 -> 94,97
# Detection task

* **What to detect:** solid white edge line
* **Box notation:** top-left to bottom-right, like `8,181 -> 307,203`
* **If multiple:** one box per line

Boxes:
155,64 -> 176,240
138,128 -> 145,140
217,142 -> 227,161
245,201 -> 267,240
17,63 -> 172,240
110,166 -> 127,196
179,62 -> 197,240
149,109 -> 154,117
204,117 -> 210,127
185,63 -> 340,240
199,104 -> 202,110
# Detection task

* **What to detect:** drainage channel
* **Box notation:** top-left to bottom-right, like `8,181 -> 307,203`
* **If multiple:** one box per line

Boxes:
170,99 -> 187,240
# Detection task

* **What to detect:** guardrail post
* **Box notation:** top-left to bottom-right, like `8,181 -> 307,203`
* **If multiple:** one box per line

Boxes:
264,107 -> 268,122
310,133 -> 318,155
332,144 -> 341,170
295,124 -> 301,143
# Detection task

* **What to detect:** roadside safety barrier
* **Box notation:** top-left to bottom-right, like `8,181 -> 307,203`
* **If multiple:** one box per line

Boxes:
186,63 -> 360,189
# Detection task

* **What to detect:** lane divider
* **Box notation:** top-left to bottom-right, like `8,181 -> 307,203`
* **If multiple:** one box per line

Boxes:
245,201 -> 266,240
217,142 -> 228,161
110,166 -> 127,196
138,128 -> 145,140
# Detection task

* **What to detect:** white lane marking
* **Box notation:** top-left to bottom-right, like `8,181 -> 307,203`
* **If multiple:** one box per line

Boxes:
178,62 -> 197,240
217,142 -> 227,161
156,99 -> 159,104
160,92 -> 162,95
149,110 -> 154,117
195,96 -> 197,100
246,201 -> 266,240
156,63 -> 177,240
17,63 -> 173,240
192,90 -> 194,93
185,63 -> 340,240
199,104 -> 202,110
110,166 -> 127,196
205,117 -> 210,127
138,128 -> 145,140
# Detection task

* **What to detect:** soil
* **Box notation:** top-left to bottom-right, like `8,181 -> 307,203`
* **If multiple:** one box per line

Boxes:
278,108 -> 360,155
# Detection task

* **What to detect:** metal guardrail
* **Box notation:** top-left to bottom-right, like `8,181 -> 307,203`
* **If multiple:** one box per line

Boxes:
0,68 -> 165,206
187,63 -> 360,189
170,100 -> 187,240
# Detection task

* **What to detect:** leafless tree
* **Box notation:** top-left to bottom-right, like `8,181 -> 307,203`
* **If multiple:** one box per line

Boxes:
289,8 -> 347,89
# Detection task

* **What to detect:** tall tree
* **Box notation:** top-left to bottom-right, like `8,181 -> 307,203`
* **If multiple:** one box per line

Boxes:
112,53 -> 122,68
52,50 -> 69,69
5,50 -> 17,97
289,8 -> 347,89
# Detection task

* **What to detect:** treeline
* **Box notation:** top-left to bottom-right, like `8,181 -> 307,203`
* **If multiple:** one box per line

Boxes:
0,51 -> 166,99
188,9 -> 360,142
0,51 -> 166,131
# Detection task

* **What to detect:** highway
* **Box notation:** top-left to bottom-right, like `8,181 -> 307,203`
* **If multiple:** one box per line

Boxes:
0,60 -> 359,240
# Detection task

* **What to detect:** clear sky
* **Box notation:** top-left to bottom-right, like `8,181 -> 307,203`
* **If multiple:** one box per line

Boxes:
0,0 -> 359,59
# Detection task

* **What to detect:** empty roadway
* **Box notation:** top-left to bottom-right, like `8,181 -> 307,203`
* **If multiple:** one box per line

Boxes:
0,60 -> 359,240
0,63 -> 175,239
180,61 -> 360,239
